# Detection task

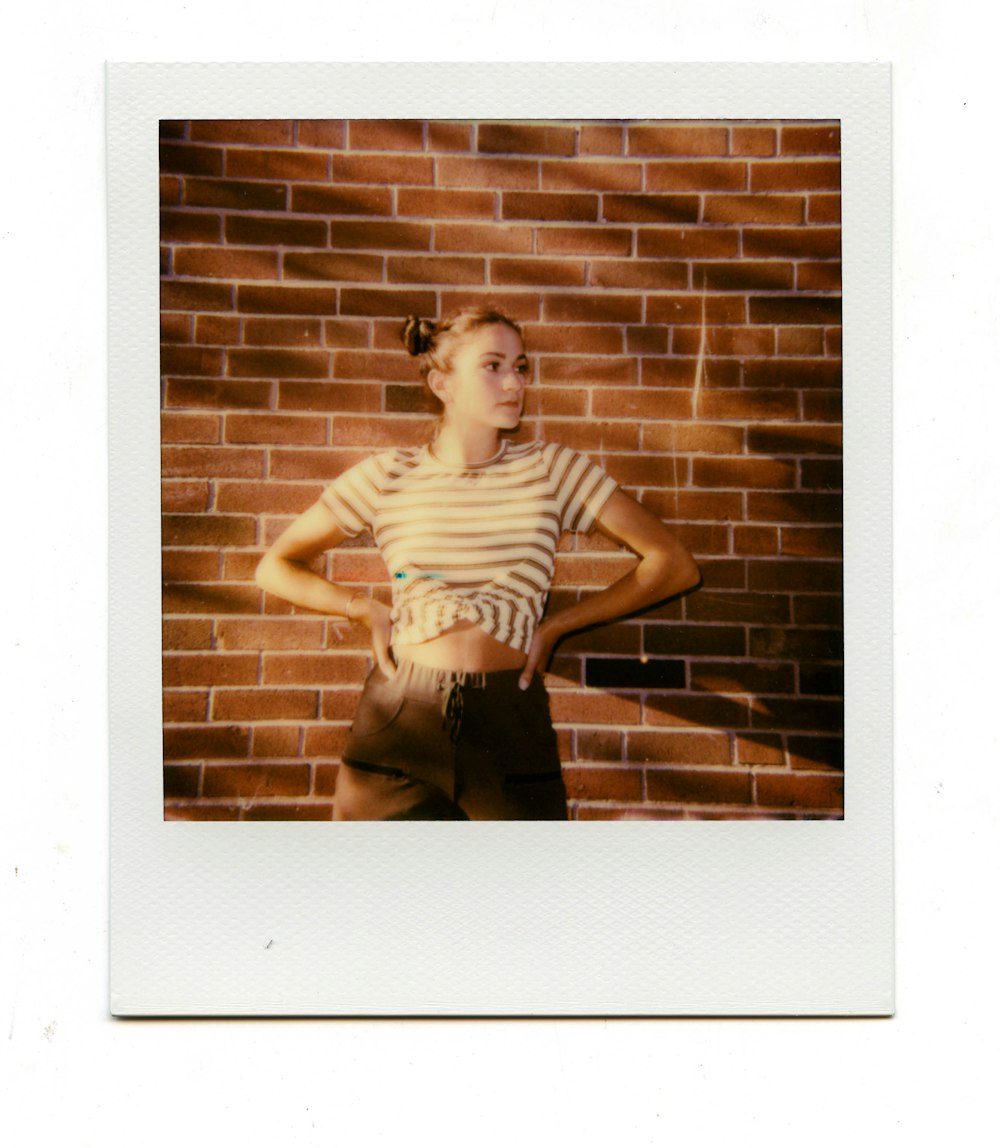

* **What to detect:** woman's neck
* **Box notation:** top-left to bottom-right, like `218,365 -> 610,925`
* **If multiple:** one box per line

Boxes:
431,424 -> 503,467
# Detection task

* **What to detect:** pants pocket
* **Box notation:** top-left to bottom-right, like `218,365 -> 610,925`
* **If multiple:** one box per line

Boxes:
349,668 -> 406,737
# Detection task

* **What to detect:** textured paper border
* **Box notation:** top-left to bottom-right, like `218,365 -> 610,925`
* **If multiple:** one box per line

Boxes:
109,62 -> 891,1015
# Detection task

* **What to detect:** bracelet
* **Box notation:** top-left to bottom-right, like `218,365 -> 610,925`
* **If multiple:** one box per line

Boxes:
344,592 -> 364,621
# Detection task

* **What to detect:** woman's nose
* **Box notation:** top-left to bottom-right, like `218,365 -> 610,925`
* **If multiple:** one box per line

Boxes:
502,370 -> 522,391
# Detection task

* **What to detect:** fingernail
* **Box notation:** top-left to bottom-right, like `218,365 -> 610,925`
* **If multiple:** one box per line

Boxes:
518,678 -> 528,690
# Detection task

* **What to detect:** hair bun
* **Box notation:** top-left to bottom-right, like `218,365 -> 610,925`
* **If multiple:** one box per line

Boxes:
402,316 -> 435,356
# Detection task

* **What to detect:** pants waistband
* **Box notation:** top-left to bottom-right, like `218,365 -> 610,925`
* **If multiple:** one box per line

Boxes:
385,657 -> 527,698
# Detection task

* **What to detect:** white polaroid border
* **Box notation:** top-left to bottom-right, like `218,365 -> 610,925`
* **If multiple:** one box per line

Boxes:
109,62 -> 892,1016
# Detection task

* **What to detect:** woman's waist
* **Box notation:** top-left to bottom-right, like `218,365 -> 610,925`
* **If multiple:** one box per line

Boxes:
394,620 -> 527,673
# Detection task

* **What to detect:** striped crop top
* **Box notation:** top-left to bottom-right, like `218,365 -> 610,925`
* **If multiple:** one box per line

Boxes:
320,439 -> 619,653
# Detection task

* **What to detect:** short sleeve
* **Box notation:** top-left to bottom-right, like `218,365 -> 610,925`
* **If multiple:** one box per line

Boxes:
547,443 -> 620,534
319,452 -> 390,538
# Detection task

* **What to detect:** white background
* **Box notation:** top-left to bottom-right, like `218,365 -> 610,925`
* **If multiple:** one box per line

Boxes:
3,2 -> 996,1143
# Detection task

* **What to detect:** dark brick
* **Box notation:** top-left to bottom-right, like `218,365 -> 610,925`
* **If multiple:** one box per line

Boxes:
584,657 -> 686,689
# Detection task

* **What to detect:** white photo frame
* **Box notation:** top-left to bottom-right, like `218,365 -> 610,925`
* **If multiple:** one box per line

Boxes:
109,62 -> 891,1016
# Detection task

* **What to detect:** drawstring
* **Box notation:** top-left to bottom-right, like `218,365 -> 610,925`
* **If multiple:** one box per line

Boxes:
442,681 -> 464,743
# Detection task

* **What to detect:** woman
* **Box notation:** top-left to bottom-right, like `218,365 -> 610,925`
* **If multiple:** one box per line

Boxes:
256,307 -> 700,820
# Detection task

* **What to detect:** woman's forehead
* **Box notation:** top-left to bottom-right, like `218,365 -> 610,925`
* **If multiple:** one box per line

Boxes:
461,323 -> 525,356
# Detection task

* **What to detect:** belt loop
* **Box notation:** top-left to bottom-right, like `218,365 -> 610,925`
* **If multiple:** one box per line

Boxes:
442,680 -> 465,742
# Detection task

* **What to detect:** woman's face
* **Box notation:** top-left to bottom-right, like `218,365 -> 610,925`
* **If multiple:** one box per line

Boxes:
431,323 -> 529,434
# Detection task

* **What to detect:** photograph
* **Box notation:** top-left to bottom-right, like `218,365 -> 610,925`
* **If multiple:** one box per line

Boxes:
160,116 -> 845,823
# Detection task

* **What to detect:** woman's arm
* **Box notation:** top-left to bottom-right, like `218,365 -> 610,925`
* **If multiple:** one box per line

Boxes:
519,488 -> 700,688
255,500 -> 395,676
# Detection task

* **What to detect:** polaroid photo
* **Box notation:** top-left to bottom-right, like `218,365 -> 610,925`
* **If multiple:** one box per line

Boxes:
108,62 -> 892,1015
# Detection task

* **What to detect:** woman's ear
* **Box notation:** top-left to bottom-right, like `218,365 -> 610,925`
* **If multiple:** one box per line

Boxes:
427,368 -> 451,405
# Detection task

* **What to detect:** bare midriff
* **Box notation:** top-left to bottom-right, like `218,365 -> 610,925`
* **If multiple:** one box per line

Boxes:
394,620 -> 528,673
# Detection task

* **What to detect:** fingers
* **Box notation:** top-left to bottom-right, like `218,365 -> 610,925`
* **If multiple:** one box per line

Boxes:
519,638 -> 542,690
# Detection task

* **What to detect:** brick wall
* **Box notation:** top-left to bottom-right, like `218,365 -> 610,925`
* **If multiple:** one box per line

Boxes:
160,118 -> 843,821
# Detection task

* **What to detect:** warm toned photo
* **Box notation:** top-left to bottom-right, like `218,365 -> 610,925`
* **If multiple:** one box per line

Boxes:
159,118 -> 844,821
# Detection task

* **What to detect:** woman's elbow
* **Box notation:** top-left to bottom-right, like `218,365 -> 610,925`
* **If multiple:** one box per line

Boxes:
677,551 -> 701,594
255,551 -> 279,593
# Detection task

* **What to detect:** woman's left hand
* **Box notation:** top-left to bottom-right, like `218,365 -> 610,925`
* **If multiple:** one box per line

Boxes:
519,619 -> 562,690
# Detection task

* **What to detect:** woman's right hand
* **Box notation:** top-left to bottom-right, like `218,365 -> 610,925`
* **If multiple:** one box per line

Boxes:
356,598 -> 396,679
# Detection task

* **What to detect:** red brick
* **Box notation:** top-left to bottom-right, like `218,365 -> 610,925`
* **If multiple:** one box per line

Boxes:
320,691 -> 364,722
694,390 -> 799,422
589,260 -> 688,290
212,688 -> 318,721
330,415 -> 427,450
161,246 -> 171,276
574,807 -> 685,821
751,161 -> 841,191
329,153 -> 433,184
626,732 -> 732,765
331,350 -> 411,381
537,358 -> 637,388
161,174 -> 181,204
226,148 -> 330,181
386,255 -> 485,285
291,185 -> 392,216
262,654 -> 368,688
781,527 -> 843,558
438,291 -> 541,321
674,326 -> 774,357
385,385 -> 437,414
808,194 -> 841,223
184,177 -> 287,211
733,525 -> 779,555
202,764 -> 312,797
748,560 -> 842,593
523,324 -> 623,355
748,296 -> 842,325
282,252 -> 382,282
243,802 -> 334,821
191,120 -> 294,145
744,360 -> 842,389
689,660 -> 795,694
162,582 -> 261,615
161,210 -> 222,243
824,329 -> 842,357
552,554 -> 638,588
550,691 -> 642,726
644,624 -> 745,657
792,596 -> 843,626
164,378 -> 273,411
636,228 -> 739,259
428,122 -> 471,151
642,358 -> 741,389
164,280 -> 234,312
799,459 -> 843,490
329,220 -> 431,250
242,317 -> 322,347
735,734 -> 786,765
267,445 -> 368,477
747,425 -> 841,455
303,726 -> 350,757
225,413 -> 327,445
164,725 -> 250,760
743,227 -> 841,260
502,192 -> 599,222
563,767 -> 642,801
781,125 -> 840,155
160,313 -> 192,344
628,125 -> 729,156
437,156 -> 538,189
797,262 -> 842,291
160,142 -> 223,176
746,492 -> 842,523
227,349 -> 329,380
164,802 -> 242,821
324,320 -> 370,348
643,423 -> 744,454
683,590 -> 789,625
695,559 -> 745,590
174,247 -> 279,279
643,488 -> 744,526
194,315 -> 241,345
541,159 -> 642,191
642,691 -> 751,727
217,618 -> 326,650
160,348 -> 223,382
222,551 -> 268,581
250,726 -> 302,758
755,771 -> 843,810
314,763 -> 341,795
225,215 -> 327,247
348,119 -> 424,150
340,288 -> 437,318
536,227 -> 631,256
215,481 -> 320,514
477,123 -> 576,156
702,194 -> 804,224
297,121 -> 346,148
163,691 -> 209,722
161,480 -> 211,513
163,653 -> 259,687
434,223 -> 532,254
490,258 -> 586,287
578,125 -> 623,155
787,736 -> 843,771
695,261 -> 795,291
397,188 -> 495,219
646,767 -> 751,804
160,121 -> 187,140
602,193 -> 699,223
164,764 -> 201,799
237,285 -> 337,315
646,161 -> 746,191
277,382 -> 380,416
730,127 -> 776,157
645,294 -> 746,325
163,618 -> 213,650
162,549 -> 220,583
543,293 -> 642,324
777,327 -> 825,355
575,728 -> 623,761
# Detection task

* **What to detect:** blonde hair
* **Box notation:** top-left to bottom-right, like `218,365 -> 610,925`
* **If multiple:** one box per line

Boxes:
401,307 -> 525,383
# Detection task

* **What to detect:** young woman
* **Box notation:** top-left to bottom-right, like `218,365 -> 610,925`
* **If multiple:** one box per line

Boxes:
255,307 -> 700,821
